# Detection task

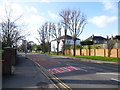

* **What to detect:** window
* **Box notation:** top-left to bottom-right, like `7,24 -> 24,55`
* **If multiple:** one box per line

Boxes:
67,40 -> 70,44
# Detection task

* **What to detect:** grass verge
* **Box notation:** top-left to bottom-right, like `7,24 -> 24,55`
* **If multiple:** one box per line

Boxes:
39,52 -> 120,62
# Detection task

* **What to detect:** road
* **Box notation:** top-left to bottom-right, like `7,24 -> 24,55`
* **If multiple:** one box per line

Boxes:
26,53 -> 119,89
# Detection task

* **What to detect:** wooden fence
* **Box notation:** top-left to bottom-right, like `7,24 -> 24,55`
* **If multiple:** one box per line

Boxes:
65,48 -> 120,58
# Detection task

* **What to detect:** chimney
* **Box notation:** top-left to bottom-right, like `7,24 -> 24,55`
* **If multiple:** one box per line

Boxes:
107,35 -> 109,39
111,35 -> 113,40
92,34 -> 94,38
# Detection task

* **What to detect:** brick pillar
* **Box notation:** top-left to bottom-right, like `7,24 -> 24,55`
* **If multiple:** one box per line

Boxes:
2,47 -> 13,75
11,49 -> 17,65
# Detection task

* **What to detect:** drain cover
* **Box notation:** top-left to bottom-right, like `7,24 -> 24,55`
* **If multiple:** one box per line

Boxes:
36,82 -> 49,88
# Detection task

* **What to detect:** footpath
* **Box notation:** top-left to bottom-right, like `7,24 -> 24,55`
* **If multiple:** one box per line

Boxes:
2,55 -> 58,89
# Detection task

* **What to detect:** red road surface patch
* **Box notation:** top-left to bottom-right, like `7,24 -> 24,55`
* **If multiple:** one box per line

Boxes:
47,66 -> 80,74
27,56 -> 61,66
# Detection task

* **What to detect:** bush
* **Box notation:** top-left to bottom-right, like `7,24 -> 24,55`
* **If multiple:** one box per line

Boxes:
70,45 -> 82,49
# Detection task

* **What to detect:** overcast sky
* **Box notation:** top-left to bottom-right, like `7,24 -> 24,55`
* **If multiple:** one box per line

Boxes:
0,0 -> 119,44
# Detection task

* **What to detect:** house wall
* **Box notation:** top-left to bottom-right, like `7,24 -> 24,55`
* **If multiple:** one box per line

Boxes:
93,40 -> 107,44
51,39 -> 80,52
51,40 -> 63,52
51,41 -> 57,52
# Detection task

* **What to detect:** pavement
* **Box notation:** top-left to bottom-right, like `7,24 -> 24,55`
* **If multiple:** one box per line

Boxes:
2,54 -> 59,89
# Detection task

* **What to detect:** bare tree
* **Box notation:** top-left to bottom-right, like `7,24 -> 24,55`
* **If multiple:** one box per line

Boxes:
46,22 -> 52,54
37,22 -> 52,53
0,7 -> 24,48
51,23 -> 62,55
59,9 -> 71,55
37,24 -> 47,53
68,9 -> 86,56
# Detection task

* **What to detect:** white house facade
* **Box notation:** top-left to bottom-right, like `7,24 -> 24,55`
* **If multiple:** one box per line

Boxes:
51,35 -> 80,52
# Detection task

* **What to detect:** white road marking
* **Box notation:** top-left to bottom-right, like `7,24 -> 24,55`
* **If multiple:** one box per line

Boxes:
96,73 -> 120,75
79,68 -> 88,72
111,78 -> 120,82
66,64 -> 88,72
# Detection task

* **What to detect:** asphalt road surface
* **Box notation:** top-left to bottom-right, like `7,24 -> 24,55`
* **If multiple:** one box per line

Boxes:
26,53 -> 119,89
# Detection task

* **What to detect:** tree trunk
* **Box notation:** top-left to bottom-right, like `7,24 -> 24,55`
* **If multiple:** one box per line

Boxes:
48,42 -> 50,54
73,39 -> 76,56
57,41 -> 60,55
62,40 -> 65,55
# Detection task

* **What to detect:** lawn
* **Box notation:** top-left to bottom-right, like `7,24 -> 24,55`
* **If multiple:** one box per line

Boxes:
39,52 -> 120,62
64,54 -> 120,62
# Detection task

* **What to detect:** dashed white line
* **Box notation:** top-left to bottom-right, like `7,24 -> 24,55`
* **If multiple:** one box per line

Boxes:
96,73 -> 120,75
111,78 -> 120,82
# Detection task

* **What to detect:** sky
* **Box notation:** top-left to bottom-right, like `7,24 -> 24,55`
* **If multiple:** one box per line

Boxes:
0,0 -> 119,44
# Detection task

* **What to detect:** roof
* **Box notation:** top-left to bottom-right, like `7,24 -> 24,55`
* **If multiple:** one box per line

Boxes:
113,35 -> 120,40
52,35 -> 80,41
86,35 -> 107,41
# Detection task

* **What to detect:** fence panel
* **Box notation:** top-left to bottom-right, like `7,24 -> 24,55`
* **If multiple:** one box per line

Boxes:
65,48 -> 120,58
96,49 -> 104,57
76,49 -> 80,55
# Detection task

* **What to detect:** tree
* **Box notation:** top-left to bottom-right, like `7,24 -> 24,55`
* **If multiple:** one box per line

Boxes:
51,23 -> 62,55
46,22 -> 52,54
0,7 -> 24,48
59,9 -> 71,55
68,9 -> 86,56
37,22 -> 52,53
37,24 -> 47,53
107,36 -> 116,57
27,41 -> 34,52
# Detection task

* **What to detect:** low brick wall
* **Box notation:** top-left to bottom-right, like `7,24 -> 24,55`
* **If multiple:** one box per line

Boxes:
65,48 -> 120,58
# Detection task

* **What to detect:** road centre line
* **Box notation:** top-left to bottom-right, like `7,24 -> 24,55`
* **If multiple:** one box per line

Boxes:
111,78 -> 120,82
96,73 -> 120,75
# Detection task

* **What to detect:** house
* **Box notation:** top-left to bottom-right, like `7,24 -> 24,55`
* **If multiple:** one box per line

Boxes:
111,35 -> 120,48
112,35 -> 120,41
51,35 -> 80,52
85,34 -> 107,44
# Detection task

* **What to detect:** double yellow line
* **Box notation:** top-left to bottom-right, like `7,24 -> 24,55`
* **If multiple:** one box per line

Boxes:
51,75 -> 72,90
28,56 -> 72,90
41,66 -> 72,90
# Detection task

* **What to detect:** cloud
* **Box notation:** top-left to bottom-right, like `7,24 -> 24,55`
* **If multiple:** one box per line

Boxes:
101,0 -> 118,12
48,11 -> 58,19
30,7 -> 38,14
24,15 -> 46,25
88,15 -> 117,28
0,1 -> 46,24
0,1 -> 46,43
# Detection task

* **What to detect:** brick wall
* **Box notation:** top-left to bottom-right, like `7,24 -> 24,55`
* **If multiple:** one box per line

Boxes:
2,47 -> 17,75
